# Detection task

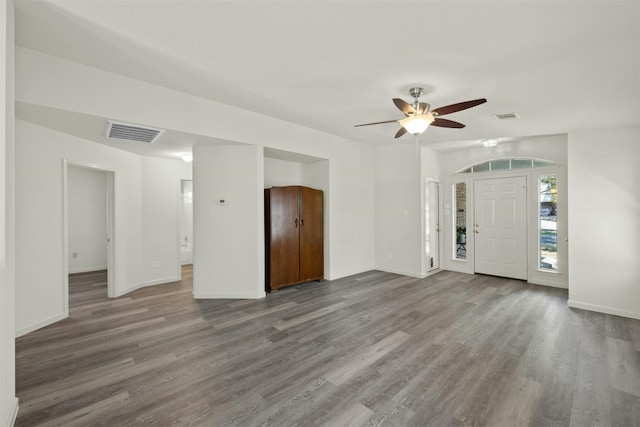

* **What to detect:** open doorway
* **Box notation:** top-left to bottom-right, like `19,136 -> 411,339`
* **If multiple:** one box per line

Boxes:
64,161 -> 115,316
180,180 -> 193,267
424,178 -> 441,274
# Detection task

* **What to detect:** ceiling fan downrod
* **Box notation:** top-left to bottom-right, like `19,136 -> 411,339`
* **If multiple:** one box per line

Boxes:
409,87 -> 429,114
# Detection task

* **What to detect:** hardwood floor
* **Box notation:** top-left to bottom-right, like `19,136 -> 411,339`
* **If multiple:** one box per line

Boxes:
15,267 -> 640,426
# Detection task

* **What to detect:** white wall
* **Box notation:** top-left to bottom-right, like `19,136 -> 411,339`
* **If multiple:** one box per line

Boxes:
302,160 -> 331,278
68,166 -> 107,273
374,144 -> 422,277
438,135 -> 568,287
16,47 -> 375,283
0,0 -> 18,424
15,121 -> 191,335
264,157 -> 304,188
567,127 -> 640,319
193,144 -> 265,298
141,157 -> 192,286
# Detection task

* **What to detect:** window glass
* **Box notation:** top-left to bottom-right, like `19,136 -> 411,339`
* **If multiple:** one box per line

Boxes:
472,162 -> 490,173
454,183 -> 467,260
490,159 -> 510,171
539,175 -> 558,271
533,160 -> 554,168
456,158 -> 555,175
511,159 -> 533,169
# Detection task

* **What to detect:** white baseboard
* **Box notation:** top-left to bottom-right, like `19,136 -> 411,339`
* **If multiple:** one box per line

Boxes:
326,266 -> 375,281
567,300 -> 640,320
193,291 -> 266,300
114,276 -> 181,298
527,279 -> 568,289
6,397 -> 18,427
16,312 -> 67,337
68,266 -> 107,274
421,268 -> 443,278
374,267 -> 422,279
442,264 -> 474,275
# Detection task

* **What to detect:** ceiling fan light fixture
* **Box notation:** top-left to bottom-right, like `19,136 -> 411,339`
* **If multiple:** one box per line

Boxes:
400,114 -> 434,135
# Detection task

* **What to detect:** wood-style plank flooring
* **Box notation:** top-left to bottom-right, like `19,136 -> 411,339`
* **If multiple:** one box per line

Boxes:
15,267 -> 640,426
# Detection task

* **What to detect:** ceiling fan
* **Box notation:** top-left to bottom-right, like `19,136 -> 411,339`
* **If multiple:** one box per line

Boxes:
354,87 -> 487,138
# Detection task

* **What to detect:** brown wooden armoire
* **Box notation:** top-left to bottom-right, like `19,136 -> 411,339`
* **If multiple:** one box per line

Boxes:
264,186 -> 324,292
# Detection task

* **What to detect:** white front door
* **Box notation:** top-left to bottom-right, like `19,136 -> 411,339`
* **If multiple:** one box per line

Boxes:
473,176 -> 527,280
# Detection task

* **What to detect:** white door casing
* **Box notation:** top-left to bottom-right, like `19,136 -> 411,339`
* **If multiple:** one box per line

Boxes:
474,176 -> 527,280
425,179 -> 440,273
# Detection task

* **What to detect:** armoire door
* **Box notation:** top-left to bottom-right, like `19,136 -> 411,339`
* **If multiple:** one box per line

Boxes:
299,187 -> 323,282
269,186 -> 300,287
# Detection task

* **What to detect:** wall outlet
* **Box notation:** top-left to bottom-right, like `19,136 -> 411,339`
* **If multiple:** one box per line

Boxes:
153,261 -> 159,269
72,252 -> 78,259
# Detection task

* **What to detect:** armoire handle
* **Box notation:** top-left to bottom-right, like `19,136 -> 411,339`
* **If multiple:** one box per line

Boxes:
300,218 -> 304,227
294,218 -> 298,227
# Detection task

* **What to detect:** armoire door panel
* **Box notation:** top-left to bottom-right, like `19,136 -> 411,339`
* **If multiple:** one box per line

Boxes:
299,187 -> 324,281
268,187 -> 300,288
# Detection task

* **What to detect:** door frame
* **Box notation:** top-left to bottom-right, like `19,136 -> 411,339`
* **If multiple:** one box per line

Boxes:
62,158 -> 116,317
422,177 -> 442,276
177,178 -> 193,278
472,175 -> 528,280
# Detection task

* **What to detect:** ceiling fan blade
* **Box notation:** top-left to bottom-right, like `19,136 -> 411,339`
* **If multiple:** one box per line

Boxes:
393,98 -> 416,116
394,127 -> 408,138
431,118 -> 466,128
354,119 -> 399,127
432,98 -> 487,116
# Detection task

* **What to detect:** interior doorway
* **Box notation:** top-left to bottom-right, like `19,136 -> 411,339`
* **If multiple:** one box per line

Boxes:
424,178 -> 440,274
179,180 -> 193,266
473,176 -> 527,280
63,160 -> 115,317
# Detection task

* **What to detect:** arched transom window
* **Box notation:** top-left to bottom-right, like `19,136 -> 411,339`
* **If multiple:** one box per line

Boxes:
456,158 -> 555,174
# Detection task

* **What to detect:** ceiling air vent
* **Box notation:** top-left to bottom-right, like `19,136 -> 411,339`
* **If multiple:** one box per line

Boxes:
105,120 -> 165,143
493,112 -> 520,121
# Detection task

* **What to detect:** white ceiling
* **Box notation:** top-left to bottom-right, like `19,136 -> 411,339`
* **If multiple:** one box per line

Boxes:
14,0 -> 640,157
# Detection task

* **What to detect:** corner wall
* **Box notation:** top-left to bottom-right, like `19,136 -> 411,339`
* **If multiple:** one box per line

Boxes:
193,144 -> 265,298
374,144 -> 422,277
16,47 -> 375,283
567,127 -> 640,319
15,121 -> 191,335
141,156 -> 192,287
0,0 -> 18,424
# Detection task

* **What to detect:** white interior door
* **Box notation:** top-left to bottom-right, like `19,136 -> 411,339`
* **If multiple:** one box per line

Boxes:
425,180 -> 440,272
473,176 -> 527,280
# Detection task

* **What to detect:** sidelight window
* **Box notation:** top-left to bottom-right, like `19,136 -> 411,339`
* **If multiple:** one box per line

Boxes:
539,175 -> 557,271
453,182 -> 467,260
